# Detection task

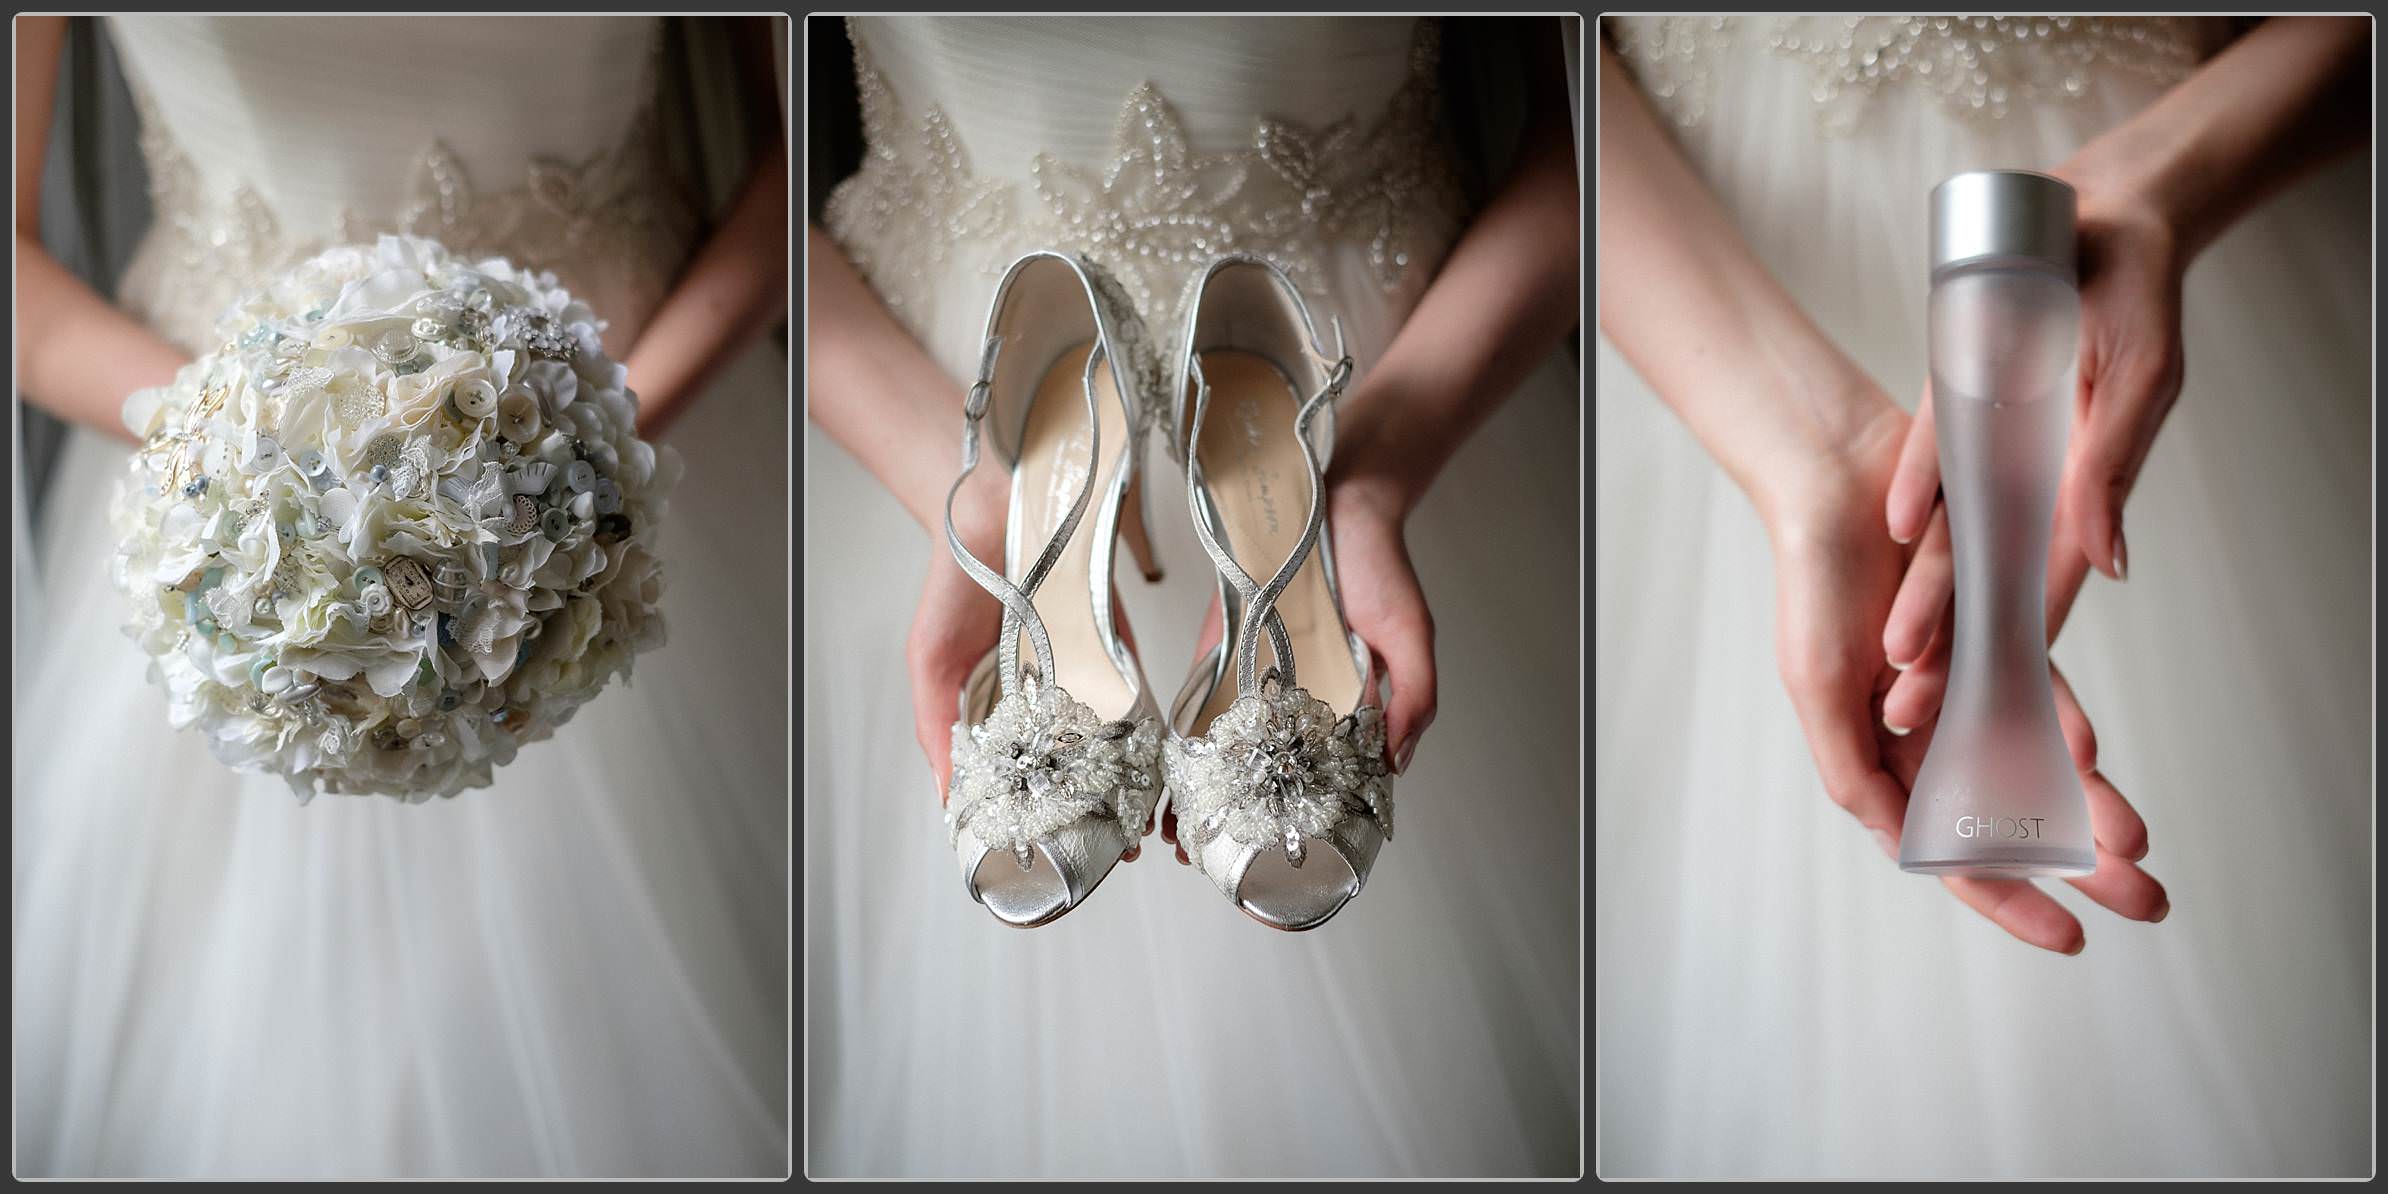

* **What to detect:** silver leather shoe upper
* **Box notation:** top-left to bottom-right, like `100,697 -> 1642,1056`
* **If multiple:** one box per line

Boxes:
940,250 -> 1164,926
1157,253 -> 1397,928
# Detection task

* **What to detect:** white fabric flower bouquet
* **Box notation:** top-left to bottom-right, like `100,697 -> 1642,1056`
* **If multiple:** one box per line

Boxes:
112,236 -> 681,802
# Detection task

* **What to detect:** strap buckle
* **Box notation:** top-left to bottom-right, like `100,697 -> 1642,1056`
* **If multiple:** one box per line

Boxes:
1324,354 -> 1353,397
965,334 -> 1004,421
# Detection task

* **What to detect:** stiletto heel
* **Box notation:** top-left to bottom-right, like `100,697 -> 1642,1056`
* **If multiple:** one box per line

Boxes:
1120,470 -> 1164,583
939,251 -> 1164,928
1159,255 -> 1395,932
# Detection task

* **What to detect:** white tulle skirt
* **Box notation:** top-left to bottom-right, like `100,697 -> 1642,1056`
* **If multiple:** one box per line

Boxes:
13,341 -> 790,1178
1594,47 -> 2371,1181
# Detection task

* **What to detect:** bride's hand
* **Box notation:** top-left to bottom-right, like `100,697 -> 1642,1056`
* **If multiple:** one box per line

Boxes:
1883,12 -> 2370,613
905,541 -> 1003,806
1601,20 -> 2180,950
905,473 -> 1004,805
1327,475 -> 1437,777
16,16 -> 191,441
1884,175 -> 2181,589
1770,394 -> 2167,952
1879,414 -> 2102,732
1877,173 -> 2182,724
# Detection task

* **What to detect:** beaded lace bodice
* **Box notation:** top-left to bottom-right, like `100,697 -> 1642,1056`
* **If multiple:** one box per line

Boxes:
1607,15 -> 2217,133
106,15 -> 701,358
823,15 -> 1466,357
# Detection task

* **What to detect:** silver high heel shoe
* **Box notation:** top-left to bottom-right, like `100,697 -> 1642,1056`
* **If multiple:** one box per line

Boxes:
1160,254 -> 1396,932
941,250 -> 1165,928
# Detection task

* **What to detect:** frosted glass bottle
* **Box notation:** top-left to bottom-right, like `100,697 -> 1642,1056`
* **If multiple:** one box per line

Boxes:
1899,171 -> 2098,878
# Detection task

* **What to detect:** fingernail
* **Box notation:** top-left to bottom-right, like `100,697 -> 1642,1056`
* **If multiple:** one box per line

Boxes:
2112,518 -> 2129,581
1887,655 -> 1912,672
1884,720 -> 1912,737
2063,937 -> 2086,956
2151,898 -> 2171,923
1872,829 -> 1899,860
1394,737 -> 1418,774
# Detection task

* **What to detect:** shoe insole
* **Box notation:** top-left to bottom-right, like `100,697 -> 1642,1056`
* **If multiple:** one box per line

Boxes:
1010,342 -> 1136,722
1188,349 -> 1362,736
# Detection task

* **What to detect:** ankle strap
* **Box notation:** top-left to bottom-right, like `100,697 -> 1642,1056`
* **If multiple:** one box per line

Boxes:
943,333 -> 1110,698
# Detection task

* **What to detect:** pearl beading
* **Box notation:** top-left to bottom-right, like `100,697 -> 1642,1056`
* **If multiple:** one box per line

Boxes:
1608,15 -> 2206,133
823,17 -> 1466,353
119,31 -> 700,359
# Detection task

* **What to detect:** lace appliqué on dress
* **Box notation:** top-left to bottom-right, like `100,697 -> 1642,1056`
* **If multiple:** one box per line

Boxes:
823,18 -> 1465,346
1609,15 -> 2204,134
123,52 -> 700,357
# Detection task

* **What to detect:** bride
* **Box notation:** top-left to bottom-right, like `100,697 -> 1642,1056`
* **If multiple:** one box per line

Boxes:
1597,16 -> 2369,1179
806,15 -> 1580,1179
13,16 -> 788,1177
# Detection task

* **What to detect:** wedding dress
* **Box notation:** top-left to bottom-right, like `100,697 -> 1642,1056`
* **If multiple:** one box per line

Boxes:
1597,17 -> 2369,1179
14,16 -> 787,1177
808,16 -> 1579,1178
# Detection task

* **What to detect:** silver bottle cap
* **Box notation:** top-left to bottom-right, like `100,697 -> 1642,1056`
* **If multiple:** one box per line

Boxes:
1930,170 -> 2076,278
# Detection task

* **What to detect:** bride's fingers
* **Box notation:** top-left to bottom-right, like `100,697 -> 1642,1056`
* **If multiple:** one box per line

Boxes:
1886,382 -> 1941,545
2062,346 -> 2178,584
1941,876 -> 2087,954
1884,625 -> 2101,762
908,560 -> 1001,801
2047,662 -> 2150,860
2048,662 -> 2101,774
907,649 -> 967,799
2083,767 -> 2150,863
1883,645 -> 2100,770
2043,504 -> 2096,641
1884,504 -> 1953,668
1880,604 -> 1954,734
1786,678 -> 1911,838
2065,848 -> 2169,922
1161,803 -> 1190,865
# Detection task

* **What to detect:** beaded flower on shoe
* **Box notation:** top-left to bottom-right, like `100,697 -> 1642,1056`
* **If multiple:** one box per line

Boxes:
947,676 -> 1162,871
1164,671 -> 1394,870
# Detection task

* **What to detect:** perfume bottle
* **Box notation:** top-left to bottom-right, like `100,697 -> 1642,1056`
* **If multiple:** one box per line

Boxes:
1899,170 -> 2098,878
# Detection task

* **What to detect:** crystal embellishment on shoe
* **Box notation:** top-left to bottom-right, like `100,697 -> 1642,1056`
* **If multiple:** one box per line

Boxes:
1165,670 -> 1393,871
948,675 -> 1162,872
